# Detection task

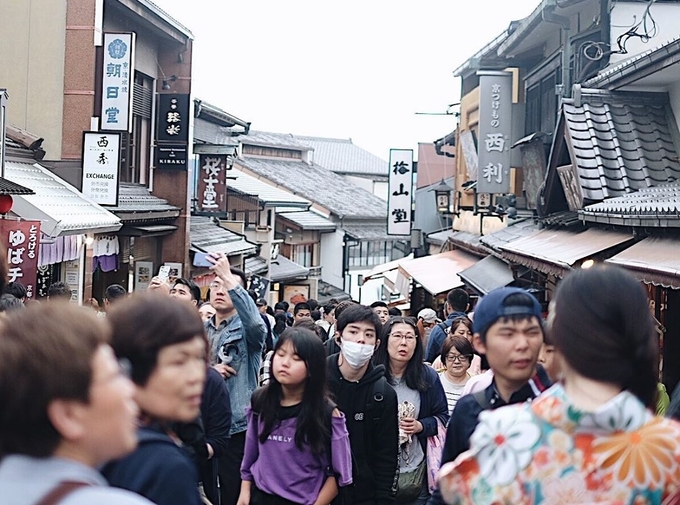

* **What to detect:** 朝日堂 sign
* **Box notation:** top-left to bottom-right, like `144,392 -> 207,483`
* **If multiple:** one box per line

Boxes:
0,220 -> 41,298
477,71 -> 513,194
387,149 -> 414,236
82,132 -> 121,205
101,33 -> 135,132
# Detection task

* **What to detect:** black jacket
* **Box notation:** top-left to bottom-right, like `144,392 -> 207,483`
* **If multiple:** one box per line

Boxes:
327,354 -> 398,505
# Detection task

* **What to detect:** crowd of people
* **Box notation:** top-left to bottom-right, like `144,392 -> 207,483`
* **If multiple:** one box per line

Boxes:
2,252 -> 680,504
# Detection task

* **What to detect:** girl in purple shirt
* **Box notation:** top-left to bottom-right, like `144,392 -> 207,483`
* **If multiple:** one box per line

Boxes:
238,327 -> 352,505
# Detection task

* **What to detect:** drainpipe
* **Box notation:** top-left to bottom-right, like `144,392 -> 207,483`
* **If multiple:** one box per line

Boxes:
543,0 -> 572,99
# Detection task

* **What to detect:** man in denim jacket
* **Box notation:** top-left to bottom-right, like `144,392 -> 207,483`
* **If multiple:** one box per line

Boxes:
205,253 -> 267,505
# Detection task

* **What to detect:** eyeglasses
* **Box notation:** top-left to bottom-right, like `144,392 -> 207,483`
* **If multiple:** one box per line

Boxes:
390,333 -> 417,343
445,354 -> 472,364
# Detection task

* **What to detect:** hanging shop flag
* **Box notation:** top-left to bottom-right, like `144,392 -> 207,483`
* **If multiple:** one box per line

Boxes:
387,149 -> 414,236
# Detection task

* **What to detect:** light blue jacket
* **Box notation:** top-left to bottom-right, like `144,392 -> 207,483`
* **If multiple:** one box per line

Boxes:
205,284 -> 267,435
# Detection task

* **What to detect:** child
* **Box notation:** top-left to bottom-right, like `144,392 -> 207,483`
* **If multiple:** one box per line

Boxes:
238,328 -> 352,505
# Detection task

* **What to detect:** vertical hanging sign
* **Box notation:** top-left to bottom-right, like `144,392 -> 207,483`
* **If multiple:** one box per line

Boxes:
196,154 -> 228,213
477,71 -> 513,194
0,220 -> 41,299
82,132 -> 121,205
101,33 -> 136,132
387,149 -> 414,236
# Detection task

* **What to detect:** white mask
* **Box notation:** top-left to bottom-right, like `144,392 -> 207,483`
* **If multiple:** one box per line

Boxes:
340,339 -> 375,369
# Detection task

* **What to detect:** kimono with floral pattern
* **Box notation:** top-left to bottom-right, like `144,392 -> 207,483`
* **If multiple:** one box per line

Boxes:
439,384 -> 680,505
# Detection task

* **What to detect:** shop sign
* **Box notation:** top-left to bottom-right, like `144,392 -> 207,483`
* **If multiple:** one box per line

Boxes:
387,149 -> 414,236
0,220 -> 41,298
196,154 -> 228,212
155,143 -> 188,168
101,33 -> 135,132
156,93 -> 190,143
477,71 -> 513,194
82,132 -> 120,206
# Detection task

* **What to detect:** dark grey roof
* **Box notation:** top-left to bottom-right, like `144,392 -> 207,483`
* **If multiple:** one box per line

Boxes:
107,183 -> 181,223
562,89 -> 680,202
458,255 -> 515,295
244,255 -> 268,276
317,280 -> 351,304
269,255 -> 309,282
295,135 -> 388,177
448,231 -> 490,256
342,222 -> 408,241
194,117 -> 240,146
236,157 -> 387,219
479,218 -> 539,252
241,131 -> 311,151
190,216 -> 257,256
580,181 -> 680,227
277,210 -> 336,231
228,169 -> 310,208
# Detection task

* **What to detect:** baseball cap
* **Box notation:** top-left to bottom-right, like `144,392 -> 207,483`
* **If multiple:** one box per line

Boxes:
472,287 -> 541,336
417,308 -> 437,324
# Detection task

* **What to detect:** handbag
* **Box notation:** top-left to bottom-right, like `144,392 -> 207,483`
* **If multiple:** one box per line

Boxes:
426,418 -> 447,493
396,458 -> 427,502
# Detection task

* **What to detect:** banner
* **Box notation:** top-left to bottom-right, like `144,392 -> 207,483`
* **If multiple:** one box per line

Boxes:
0,220 -> 41,298
101,33 -> 135,132
477,71 -> 513,194
387,149 -> 414,236
82,132 -> 120,205
196,154 -> 229,213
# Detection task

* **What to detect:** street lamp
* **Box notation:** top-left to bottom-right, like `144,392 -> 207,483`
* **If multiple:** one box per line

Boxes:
430,179 -> 456,216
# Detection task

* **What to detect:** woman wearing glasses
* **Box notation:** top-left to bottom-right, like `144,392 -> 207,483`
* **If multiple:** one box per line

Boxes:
373,317 -> 449,505
438,336 -> 474,414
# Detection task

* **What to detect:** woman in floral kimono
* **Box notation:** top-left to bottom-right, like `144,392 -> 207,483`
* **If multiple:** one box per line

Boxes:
439,265 -> 680,505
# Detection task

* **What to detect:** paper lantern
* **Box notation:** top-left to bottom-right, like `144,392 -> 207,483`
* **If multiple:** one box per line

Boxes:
0,195 -> 13,214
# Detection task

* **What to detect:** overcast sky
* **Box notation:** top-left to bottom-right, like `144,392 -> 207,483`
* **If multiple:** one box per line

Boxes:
152,0 -> 540,160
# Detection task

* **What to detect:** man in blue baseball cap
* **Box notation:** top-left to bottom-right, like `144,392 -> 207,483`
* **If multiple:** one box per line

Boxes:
427,287 -> 551,505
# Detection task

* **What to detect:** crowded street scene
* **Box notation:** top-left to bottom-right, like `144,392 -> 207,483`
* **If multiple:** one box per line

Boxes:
3,0 -> 680,503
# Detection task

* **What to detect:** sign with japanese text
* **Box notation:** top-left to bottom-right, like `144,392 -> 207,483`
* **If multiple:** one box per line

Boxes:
0,220 -> 41,299
156,93 -> 190,143
82,132 -> 120,206
196,154 -> 228,213
101,33 -> 135,132
387,149 -> 414,236
155,144 -> 188,169
477,71 -> 513,194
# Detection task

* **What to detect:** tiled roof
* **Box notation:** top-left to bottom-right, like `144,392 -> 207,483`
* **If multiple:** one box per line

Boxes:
562,89 -> 680,202
295,135 -> 388,177
277,210 -> 337,231
270,255 -> 309,282
426,229 -> 455,246
107,183 -> 181,223
580,181 -> 680,227
236,157 -> 387,219
228,169 -> 310,208
194,117 -> 240,146
5,161 -> 122,237
342,222 -> 407,241
190,216 -> 257,257
317,280 -> 351,304
244,255 -> 268,276
479,218 -> 539,252
240,131 -> 311,151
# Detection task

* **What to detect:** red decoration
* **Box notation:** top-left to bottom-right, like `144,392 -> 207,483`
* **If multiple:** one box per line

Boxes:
0,195 -> 13,214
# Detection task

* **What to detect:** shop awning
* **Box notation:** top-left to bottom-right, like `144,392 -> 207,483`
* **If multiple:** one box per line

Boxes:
270,255 -> 309,282
190,216 -> 257,257
458,255 -> 515,295
317,280 -> 351,305
499,228 -> 634,277
5,161 -> 122,237
363,255 -> 413,283
606,237 -> 680,289
277,210 -> 337,231
396,250 -> 479,295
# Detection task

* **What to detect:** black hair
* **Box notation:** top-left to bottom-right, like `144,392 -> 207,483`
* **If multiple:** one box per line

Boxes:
447,288 -> 470,312
47,282 -> 71,300
333,300 -> 355,323
370,301 -> 388,309
310,309 -> 321,322
440,334 -> 475,366
251,327 -> 331,454
294,302 -> 311,315
373,316 -> 427,392
108,293 -> 207,387
478,293 -> 544,344
4,282 -> 26,300
274,302 -> 287,312
551,265 -> 658,409
280,301 -> 290,312
273,312 -> 288,336
336,304 -> 381,335
173,278 -> 201,303
230,268 -> 247,289
449,316 -> 473,336
388,307 -> 402,317
323,303 -> 336,316
0,293 -> 23,313
307,299 -> 319,311
104,284 -> 127,303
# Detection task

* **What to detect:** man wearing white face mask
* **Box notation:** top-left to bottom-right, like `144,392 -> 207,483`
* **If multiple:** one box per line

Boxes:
327,304 -> 399,505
